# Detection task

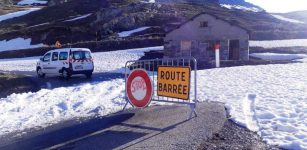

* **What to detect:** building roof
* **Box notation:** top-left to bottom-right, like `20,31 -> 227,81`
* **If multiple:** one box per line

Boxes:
166,12 -> 251,35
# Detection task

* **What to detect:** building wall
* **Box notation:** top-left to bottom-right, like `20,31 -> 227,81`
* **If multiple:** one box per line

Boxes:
164,14 -> 249,61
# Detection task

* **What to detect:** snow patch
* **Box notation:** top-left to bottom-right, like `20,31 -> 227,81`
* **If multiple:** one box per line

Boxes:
0,38 -> 44,52
221,4 -> 261,12
118,27 -> 151,38
0,8 -> 40,22
27,22 -> 49,28
17,0 -> 48,5
272,14 -> 305,24
250,39 -> 307,48
64,13 -> 92,22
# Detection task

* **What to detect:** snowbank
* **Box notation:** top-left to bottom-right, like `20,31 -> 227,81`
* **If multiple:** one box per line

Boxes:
250,53 -> 307,62
0,38 -> 44,52
18,0 -> 48,5
250,39 -> 307,48
272,14 -> 305,24
0,8 -> 40,22
64,13 -> 92,22
118,27 -> 151,38
198,64 -> 307,149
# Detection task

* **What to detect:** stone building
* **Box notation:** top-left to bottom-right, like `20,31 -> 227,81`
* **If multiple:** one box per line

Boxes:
164,13 -> 250,62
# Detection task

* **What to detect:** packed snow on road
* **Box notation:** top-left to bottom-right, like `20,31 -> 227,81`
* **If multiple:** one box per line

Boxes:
0,45 -> 306,149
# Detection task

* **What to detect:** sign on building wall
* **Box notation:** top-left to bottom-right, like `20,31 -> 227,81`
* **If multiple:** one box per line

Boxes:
157,66 -> 191,100
180,41 -> 192,52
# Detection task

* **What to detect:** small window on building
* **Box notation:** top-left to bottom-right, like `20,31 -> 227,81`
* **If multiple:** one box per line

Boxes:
59,52 -> 68,60
180,41 -> 192,52
52,52 -> 59,61
200,21 -> 208,28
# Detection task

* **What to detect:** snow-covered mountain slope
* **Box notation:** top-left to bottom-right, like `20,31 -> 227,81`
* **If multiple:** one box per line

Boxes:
273,11 -> 307,24
271,14 -> 305,24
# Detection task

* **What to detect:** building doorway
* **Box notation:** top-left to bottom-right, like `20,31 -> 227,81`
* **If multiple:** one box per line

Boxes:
229,40 -> 240,60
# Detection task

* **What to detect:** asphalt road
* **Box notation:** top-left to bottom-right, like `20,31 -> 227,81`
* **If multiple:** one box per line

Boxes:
0,70 -> 124,91
0,102 -> 227,150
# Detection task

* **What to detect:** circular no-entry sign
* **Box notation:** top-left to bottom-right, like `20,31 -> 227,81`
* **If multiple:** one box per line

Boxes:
126,69 -> 153,108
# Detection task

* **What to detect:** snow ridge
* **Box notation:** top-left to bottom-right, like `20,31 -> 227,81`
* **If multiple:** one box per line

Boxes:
242,94 -> 259,131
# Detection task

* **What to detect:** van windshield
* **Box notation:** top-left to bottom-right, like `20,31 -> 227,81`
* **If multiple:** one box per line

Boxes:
72,51 -> 92,60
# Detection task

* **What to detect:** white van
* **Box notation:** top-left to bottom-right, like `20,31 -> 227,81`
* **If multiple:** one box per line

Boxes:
36,48 -> 94,79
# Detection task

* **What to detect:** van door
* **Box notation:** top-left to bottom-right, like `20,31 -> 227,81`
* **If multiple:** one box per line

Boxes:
41,53 -> 51,73
71,51 -> 94,71
49,52 -> 60,74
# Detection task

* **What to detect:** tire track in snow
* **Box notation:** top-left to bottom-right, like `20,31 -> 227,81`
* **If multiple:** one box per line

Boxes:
242,94 -> 259,131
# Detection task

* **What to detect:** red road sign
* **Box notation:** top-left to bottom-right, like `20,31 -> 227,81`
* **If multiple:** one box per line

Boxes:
126,69 -> 153,108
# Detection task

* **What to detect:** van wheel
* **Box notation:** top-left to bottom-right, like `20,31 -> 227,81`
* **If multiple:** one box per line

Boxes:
62,69 -> 71,80
37,68 -> 45,78
86,73 -> 92,79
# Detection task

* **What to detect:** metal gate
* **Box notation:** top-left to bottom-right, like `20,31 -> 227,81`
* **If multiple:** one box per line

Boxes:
124,57 -> 198,119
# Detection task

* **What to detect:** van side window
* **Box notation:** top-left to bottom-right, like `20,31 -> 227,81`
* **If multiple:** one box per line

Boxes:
59,52 -> 68,60
52,52 -> 59,61
43,53 -> 51,62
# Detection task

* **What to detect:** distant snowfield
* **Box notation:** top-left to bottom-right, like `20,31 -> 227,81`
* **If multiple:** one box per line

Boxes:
250,39 -> 307,48
18,0 -> 48,5
221,4 -> 261,12
118,27 -> 151,38
272,14 -> 305,24
0,38 -> 44,52
250,53 -> 307,62
0,8 -> 40,22
0,46 -> 306,150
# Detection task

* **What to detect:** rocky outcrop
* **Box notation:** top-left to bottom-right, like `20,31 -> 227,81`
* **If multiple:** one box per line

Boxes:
0,0 -> 13,7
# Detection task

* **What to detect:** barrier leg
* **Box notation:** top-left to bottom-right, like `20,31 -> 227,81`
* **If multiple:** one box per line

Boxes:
188,103 -> 197,119
122,101 -> 129,111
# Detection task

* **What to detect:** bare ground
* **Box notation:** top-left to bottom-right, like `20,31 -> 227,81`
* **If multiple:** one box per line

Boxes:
0,72 -> 39,98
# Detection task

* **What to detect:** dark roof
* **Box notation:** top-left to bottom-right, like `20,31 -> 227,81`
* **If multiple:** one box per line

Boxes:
166,12 -> 251,35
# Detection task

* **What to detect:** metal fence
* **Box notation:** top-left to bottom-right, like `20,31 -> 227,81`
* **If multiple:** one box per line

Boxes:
124,57 -> 198,119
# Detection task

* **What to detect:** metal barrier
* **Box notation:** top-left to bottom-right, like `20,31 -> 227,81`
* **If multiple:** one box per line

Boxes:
123,57 -> 198,119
